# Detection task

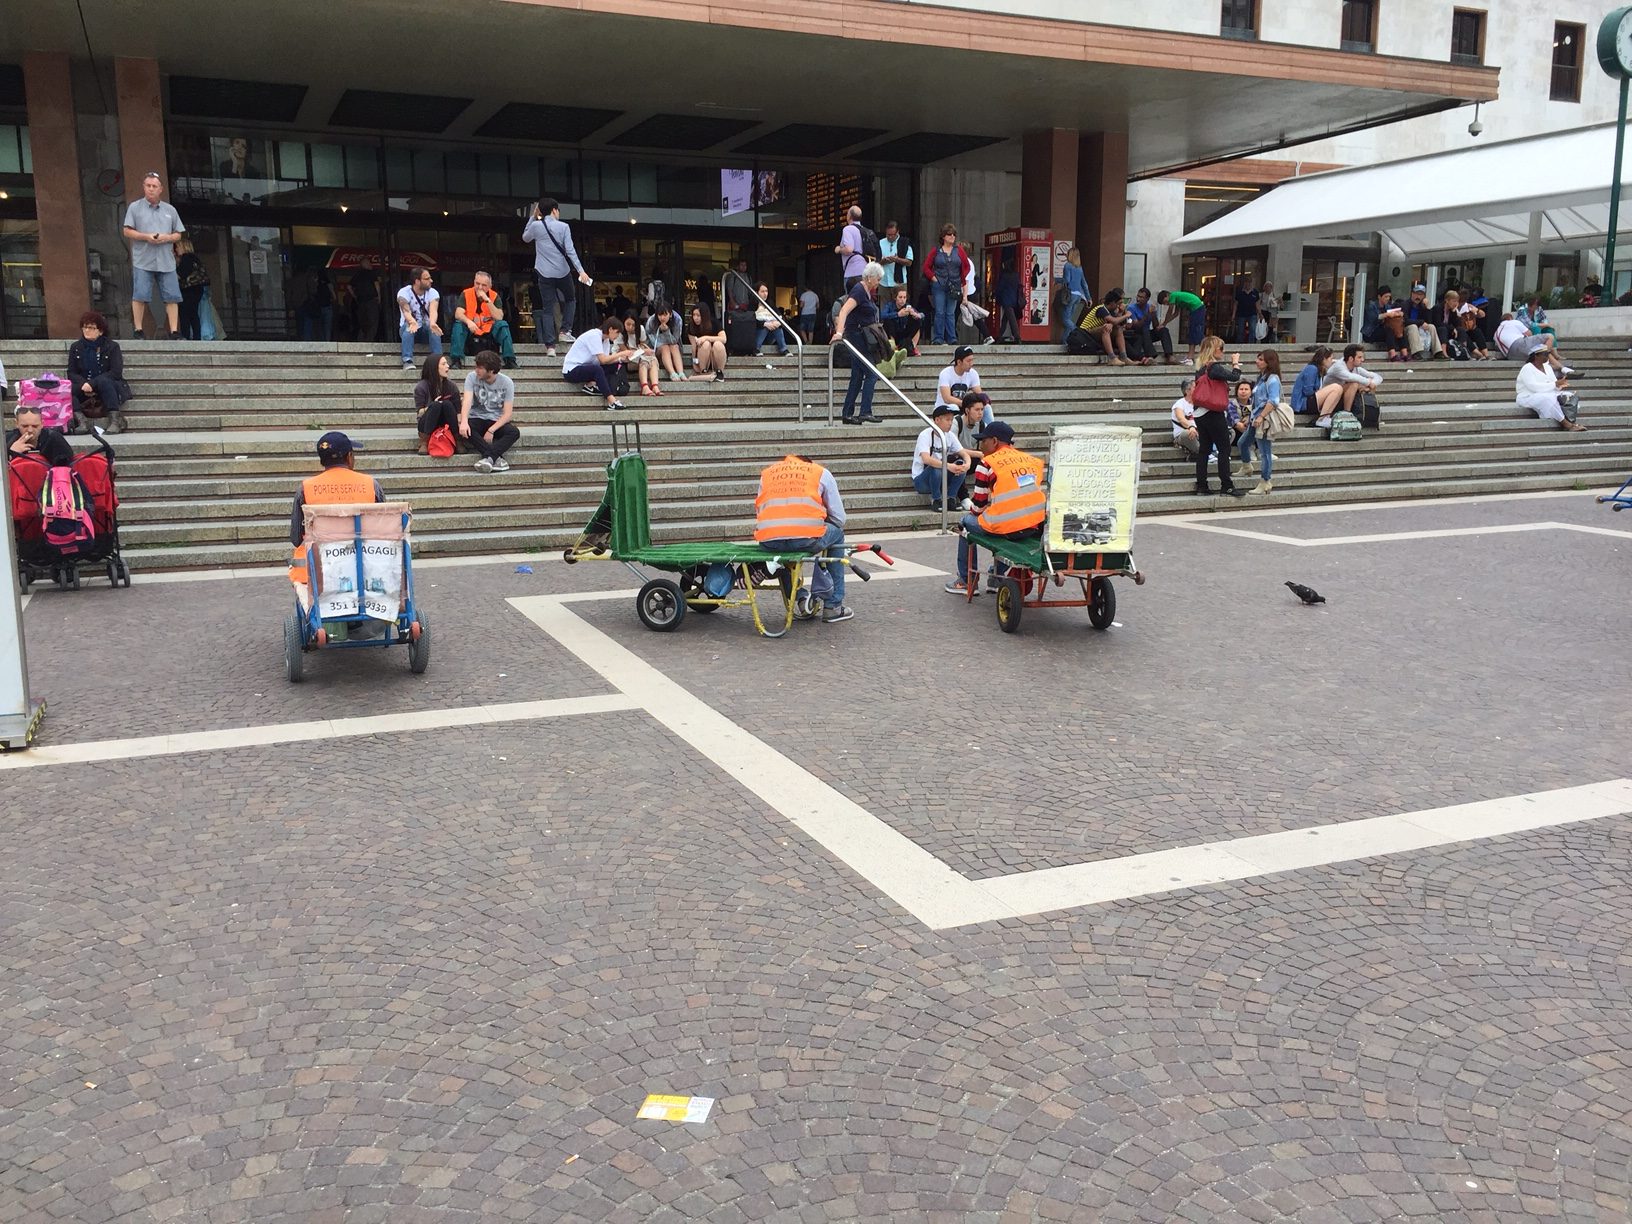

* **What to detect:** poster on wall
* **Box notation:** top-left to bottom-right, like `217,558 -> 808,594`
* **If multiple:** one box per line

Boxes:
1043,424 -> 1142,555
1053,240 -> 1073,281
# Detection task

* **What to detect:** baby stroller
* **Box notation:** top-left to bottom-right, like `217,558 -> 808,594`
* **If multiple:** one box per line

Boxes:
10,427 -> 131,591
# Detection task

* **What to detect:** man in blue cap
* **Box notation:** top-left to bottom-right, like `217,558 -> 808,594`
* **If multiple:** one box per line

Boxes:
288,432 -> 384,595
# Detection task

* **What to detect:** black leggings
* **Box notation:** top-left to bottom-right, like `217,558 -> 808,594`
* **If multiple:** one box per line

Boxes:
1194,409 -> 1235,491
417,398 -> 460,435
467,419 -> 520,460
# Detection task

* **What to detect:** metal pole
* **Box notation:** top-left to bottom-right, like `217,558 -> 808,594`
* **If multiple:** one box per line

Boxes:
1607,76 -> 1630,301
0,461 -> 45,749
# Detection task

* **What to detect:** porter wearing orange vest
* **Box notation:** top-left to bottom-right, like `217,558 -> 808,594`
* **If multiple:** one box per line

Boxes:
288,431 -> 384,588
450,271 -> 516,368
753,454 -> 854,623
950,420 -> 1045,594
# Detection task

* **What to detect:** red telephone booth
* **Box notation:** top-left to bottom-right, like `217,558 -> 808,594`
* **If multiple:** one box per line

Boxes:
982,228 -> 1054,343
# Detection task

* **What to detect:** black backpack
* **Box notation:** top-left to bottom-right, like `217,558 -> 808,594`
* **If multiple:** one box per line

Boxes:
856,224 -> 882,262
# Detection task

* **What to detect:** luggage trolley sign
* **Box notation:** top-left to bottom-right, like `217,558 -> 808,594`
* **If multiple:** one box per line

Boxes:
1044,424 -> 1142,555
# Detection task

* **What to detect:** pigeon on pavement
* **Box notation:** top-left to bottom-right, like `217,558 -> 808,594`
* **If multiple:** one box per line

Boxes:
1285,581 -> 1325,605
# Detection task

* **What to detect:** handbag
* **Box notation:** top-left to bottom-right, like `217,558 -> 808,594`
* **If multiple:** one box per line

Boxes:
1262,402 -> 1295,439
859,322 -> 890,363
1558,391 -> 1580,423
1193,373 -> 1229,410
427,424 -> 456,458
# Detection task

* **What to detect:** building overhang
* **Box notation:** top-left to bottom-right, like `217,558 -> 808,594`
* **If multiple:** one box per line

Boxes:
9,0 -> 1499,174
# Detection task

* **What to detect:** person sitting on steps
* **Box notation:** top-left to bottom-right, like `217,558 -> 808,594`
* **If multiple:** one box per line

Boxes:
461,350 -> 523,471
413,354 -> 461,454
449,270 -> 517,370
66,311 -> 133,433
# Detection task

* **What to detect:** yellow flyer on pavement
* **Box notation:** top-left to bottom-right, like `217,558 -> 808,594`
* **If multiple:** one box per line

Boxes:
637,1094 -> 715,1123
1043,424 -> 1142,555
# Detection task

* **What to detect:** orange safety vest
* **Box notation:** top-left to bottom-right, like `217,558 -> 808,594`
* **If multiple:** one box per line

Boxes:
977,446 -> 1046,535
754,456 -> 828,544
461,287 -> 497,336
288,465 -> 380,585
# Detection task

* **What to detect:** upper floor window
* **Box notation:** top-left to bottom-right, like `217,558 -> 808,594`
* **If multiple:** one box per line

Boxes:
1451,10 -> 1485,66
1221,0 -> 1257,40
1341,0 -> 1377,53
1551,22 -> 1585,102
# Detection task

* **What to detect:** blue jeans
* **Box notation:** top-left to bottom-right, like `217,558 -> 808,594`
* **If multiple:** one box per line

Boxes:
755,324 -> 789,355
534,274 -> 575,346
763,522 -> 846,608
912,467 -> 965,503
401,323 -> 443,363
955,512 -> 984,581
1235,317 -> 1257,344
932,284 -> 959,344
1237,426 -> 1273,479
842,362 -> 877,419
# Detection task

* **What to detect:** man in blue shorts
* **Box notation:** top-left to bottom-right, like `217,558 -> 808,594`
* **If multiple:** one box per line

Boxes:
121,172 -> 186,340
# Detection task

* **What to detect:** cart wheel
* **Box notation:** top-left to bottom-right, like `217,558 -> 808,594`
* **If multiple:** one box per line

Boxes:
106,559 -> 118,586
636,578 -> 687,632
995,577 -> 1023,634
793,587 -> 818,621
54,567 -> 68,592
1089,577 -> 1116,630
284,612 -> 305,683
408,612 -> 431,674
116,557 -> 131,587
68,568 -> 81,591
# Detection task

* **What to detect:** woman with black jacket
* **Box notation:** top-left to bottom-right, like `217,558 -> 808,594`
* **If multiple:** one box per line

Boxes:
1190,334 -> 1246,497
413,353 -> 461,455
66,311 -> 133,433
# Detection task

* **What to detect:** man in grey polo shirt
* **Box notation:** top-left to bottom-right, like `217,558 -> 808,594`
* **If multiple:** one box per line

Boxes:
121,172 -> 186,339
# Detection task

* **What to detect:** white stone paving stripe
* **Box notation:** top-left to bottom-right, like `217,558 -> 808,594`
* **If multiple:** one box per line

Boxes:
0,693 -> 639,771
1157,519 -> 1632,548
508,595 -> 995,930
967,780 -> 1632,926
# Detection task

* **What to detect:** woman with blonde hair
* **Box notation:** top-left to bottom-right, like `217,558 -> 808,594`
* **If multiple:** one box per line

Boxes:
1190,336 -> 1245,497
1055,246 -> 1092,334
175,235 -> 210,341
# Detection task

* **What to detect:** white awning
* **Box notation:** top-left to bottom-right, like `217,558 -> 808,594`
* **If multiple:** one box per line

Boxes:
1174,123 -> 1632,258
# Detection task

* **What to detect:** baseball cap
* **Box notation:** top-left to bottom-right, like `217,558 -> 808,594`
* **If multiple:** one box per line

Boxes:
316,431 -> 362,460
953,344 -> 976,361
1411,282 -> 1427,293
930,403 -> 955,418
975,420 -> 1015,443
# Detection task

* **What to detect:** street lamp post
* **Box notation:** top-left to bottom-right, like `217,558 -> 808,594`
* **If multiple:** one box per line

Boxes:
1595,7 -> 1632,297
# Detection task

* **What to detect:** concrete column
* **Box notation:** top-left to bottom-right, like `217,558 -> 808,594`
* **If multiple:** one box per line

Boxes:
114,57 -> 167,208
1020,129 -> 1078,243
1520,211 -> 1543,297
22,52 -> 91,338
1074,130 -> 1129,300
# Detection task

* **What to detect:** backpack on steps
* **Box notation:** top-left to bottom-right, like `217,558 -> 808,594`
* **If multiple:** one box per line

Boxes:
1328,410 -> 1362,441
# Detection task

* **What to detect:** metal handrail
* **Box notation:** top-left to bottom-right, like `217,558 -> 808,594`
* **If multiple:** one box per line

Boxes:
720,273 -> 804,417
826,336 -> 954,534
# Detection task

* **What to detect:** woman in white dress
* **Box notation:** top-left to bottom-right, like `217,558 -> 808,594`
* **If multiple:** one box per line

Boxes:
1515,347 -> 1585,431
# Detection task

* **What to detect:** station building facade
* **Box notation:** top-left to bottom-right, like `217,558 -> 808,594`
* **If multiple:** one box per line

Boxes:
3,0 -> 1501,339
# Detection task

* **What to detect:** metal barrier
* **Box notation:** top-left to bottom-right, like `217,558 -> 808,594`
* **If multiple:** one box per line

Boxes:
719,274 -> 805,417
826,337 -> 953,534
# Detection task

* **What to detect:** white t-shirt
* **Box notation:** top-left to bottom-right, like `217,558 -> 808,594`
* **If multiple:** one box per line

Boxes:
1171,396 -> 1196,439
911,424 -> 964,479
1493,318 -> 1528,354
1515,361 -> 1559,398
936,364 -> 981,409
799,290 -> 819,316
562,330 -> 610,373
397,284 -> 439,327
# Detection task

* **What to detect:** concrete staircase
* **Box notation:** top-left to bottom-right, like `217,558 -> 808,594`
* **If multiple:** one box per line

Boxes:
3,338 -> 1627,571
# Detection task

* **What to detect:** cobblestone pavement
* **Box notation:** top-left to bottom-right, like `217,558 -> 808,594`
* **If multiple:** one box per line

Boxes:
4,493 -> 1631,1221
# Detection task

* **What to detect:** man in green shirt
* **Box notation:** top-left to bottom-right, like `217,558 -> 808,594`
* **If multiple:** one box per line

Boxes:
1158,289 -> 1206,365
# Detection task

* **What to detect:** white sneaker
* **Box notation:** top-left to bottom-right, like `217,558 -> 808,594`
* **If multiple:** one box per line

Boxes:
558,331 -> 575,343
474,457 -> 493,473
982,336 -> 995,345
491,458 -> 511,473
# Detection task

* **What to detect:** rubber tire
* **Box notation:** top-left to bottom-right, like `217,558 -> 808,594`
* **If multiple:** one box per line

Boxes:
68,567 -> 81,591
284,612 -> 305,683
995,577 -> 1023,634
793,588 -> 818,621
54,568 -> 68,592
408,611 -> 431,674
636,578 -> 687,632
107,559 -> 118,586
1089,577 -> 1116,630
117,557 -> 131,588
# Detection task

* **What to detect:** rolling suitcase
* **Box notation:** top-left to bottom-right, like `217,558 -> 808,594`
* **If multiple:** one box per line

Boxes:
725,311 -> 757,357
